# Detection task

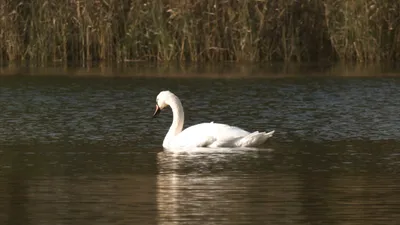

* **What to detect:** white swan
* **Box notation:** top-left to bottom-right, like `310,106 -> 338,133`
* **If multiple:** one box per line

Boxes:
152,90 -> 275,149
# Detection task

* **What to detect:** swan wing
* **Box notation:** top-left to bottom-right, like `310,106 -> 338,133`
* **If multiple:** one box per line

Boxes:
170,122 -> 250,148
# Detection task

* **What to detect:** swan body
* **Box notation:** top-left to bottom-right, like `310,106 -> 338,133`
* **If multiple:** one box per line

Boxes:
153,90 -> 274,149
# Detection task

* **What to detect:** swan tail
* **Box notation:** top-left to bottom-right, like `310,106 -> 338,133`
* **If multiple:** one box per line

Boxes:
236,130 -> 275,147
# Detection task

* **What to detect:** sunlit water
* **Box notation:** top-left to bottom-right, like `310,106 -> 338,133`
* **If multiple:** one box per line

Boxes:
1,68 -> 400,224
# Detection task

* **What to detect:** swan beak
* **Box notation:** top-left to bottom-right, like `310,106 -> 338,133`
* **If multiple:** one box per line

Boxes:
152,105 -> 161,118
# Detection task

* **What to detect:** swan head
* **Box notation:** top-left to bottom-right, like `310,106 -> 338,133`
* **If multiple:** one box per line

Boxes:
152,90 -> 175,118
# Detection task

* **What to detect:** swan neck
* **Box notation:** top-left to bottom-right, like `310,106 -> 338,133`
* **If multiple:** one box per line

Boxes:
164,95 -> 184,145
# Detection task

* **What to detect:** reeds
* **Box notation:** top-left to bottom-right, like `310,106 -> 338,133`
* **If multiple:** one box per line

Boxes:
0,0 -> 399,65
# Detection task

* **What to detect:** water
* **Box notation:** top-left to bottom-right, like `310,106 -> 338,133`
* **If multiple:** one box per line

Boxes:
1,65 -> 400,224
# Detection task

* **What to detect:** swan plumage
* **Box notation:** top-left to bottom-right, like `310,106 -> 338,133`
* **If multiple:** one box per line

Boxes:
152,90 -> 274,150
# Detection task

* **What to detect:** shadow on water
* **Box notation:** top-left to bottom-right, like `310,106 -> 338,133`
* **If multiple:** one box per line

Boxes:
0,62 -> 400,224
2,62 -> 400,78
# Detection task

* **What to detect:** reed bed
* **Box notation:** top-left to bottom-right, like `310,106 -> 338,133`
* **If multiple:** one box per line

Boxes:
0,0 -> 399,65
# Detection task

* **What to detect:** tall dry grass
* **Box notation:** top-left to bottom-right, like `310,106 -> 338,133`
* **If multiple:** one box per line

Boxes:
0,0 -> 399,65
324,0 -> 400,62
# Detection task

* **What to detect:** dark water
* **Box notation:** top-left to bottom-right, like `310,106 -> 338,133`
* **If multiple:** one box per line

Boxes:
1,70 -> 400,224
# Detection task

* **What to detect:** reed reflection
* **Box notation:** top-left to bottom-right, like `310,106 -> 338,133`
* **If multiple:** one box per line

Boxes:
20,175 -> 157,225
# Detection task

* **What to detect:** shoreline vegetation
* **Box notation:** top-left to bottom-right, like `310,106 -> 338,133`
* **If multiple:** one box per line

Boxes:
0,0 -> 399,65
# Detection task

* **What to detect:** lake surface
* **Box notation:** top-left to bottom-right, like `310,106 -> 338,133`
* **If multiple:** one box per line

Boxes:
0,64 -> 400,225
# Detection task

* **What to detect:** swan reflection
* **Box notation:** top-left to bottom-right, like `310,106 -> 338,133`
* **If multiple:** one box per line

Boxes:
156,150 -> 301,224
